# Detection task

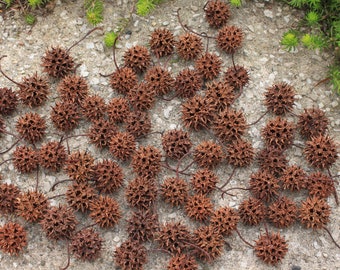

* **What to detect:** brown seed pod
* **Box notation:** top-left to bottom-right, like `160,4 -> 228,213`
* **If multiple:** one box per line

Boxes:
0,183 -> 20,215
261,116 -> 295,151
123,45 -> 151,74
194,141 -> 224,169
264,82 -> 295,115
57,74 -> 89,104
65,150 -> 95,183
257,147 -> 288,177
268,196 -> 297,228
81,94 -> 107,121
66,182 -> 98,213
88,119 -> 117,149
144,65 -> 175,96
114,239 -> 148,270
280,165 -> 307,191
238,197 -> 267,226
204,0 -> 230,28
15,190 -> 49,223
40,205 -> 78,240
194,52 -> 222,81
185,193 -> 213,221
107,97 -> 130,124
161,129 -> 192,160
94,159 -> 123,194
39,141 -> 67,172
0,222 -> 27,255
167,254 -> 198,270
13,145 -> 38,173
109,131 -> 136,161
174,69 -> 203,99
224,65 -> 250,90
297,107 -> 329,139
299,196 -> 330,229
89,195 -> 121,228
254,231 -> 288,265
125,177 -> 157,210
51,100 -> 80,132
109,67 -> 138,95
307,171 -> 336,199
125,110 -> 152,138
41,46 -> 75,78
131,145 -> 162,179
0,87 -> 18,115
127,209 -> 159,243
250,170 -> 280,202
210,206 -> 240,236
155,222 -> 191,254
16,112 -> 46,144
225,138 -> 255,167
70,228 -> 103,261
149,28 -> 175,58
190,169 -> 219,195
303,134 -> 338,170
176,32 -> 203,60
205,80 -> 236,113
128,81 -> 156,111
216,25 -> 244,54
161,177 -> 189,206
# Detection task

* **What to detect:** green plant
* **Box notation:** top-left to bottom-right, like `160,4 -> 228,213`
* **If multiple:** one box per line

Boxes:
28,0 -> 45,9
230,0 -> 242,7
329,65 -> 340,95
281,30 -> 299,51
84,0 -> 104,25
104,31 -> 118,48
25,13 -> 36,25
136,0 -> 165,16
4,0 -> 12,8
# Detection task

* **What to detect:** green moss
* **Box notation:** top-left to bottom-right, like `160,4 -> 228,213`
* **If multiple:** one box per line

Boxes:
104,32 -> 118,48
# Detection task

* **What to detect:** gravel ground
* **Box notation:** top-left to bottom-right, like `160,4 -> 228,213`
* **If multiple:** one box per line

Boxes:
0,0 -> 339,270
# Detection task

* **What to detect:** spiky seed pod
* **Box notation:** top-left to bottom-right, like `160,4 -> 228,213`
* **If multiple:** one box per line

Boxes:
257,147 -> 288,177
299,196 -> 330,229
15,191 -> 49,222
185,194 -> 213,221
0,183 -> 20,215
194,141 -> 224,169
13,145 -> 38,173
307,171 -> 336,199
70,228 -> 103,261
167,254 -> 198,270
144,66 -> 175,96
0,222 -> 27,255
249,170 -> 280,202
125,177 -> 157,210
41,46 -> 75,78
40,205 -> 78,240
65,150 -> 95,183
204,0 -> 230,28
254,232 -> 288,265
109,67 -> 138,95
131,146 -> 162,179
190,169 -> 219,195
213,107 -> 247,143
192,225 -> 224,262
18,73 -> 49,107
205,80 -> 235,113
161,129 -> 192,160
304,134 -> 338,170
123,45 -> 151,74
264,82 -> 295,115
88,119 -> 117,149
114,239 -> 147,270
224,65 -> 249,90
94,159 -> 123,193
126,110 -> 152,138
216,25 -> 244,54
89,195 -> 121,228
181,95 -> 213,130
174,69 -> 203,99
107,97 -> 130,124
127,209 -> 159,243
16,112 -> 46,144
0,87 -> 18,115
280,165 -> 307,191
225,138 -> 255,167
109,132 -> 136,161
210,206 -> 240,236
195,52 -> 222,81
39,141 -> 67,172
176,33 -> 203,60
268,196 -> 297,228
261,117 -> 295,151
57,74 -> 89,104
128,81 -> 156,111
297,108 -> 329,139
51,100 -> 80,132
161,177 -> 189,206
81,94 -> 107,121
155,222 -> 191,254
238,197 -> 267,226
66,182 -> 98,213
149,28 -> 175,58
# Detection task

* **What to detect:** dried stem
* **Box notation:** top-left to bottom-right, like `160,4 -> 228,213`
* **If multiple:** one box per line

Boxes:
60,241 -> 71,270
67,27 -> 102,52
0,137 -> 23,155
0,55 -> 24,87
323,226 -> 340,249
236,229 -> 254,248
248,110 -> 269,126
50,179 -> 73,192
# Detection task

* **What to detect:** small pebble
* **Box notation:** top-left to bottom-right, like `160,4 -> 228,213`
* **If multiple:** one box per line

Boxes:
264,10 -> 273,18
